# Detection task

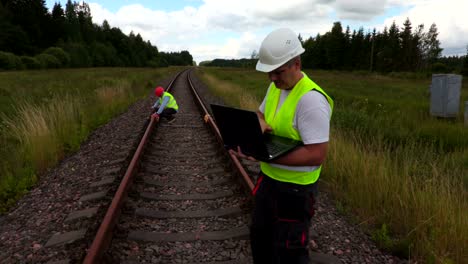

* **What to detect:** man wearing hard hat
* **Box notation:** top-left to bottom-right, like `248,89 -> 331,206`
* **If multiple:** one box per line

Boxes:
151,86 -> 179,123
232,28 -> 334,263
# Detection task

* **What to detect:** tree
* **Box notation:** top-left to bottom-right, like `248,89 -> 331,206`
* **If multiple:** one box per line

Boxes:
342,26 -> 351,69
180,50 -> 194,65
43,47 -> 70,67
400,18 -> 413,71
250,50 -> 259,59
0,0 -> 191,69
326,22 -> 346,69
298,33 -> 303,45
349,28 -> 365,69
369,28 -> 377,72
461,45 -> 468,76
387,21 -> 401,71
422,23 -> 443,67
302,33 -> 327,69
413,24 -> 425,70
2,0 -> 50,54
0,18 -> 30,54
64,0 -> 81,41
77,2 -> 95,43
50,3 -> 66,45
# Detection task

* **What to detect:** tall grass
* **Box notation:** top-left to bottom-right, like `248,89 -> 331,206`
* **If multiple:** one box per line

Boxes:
195,67 -> 468,263
4,98 -> 78,172
198,69 -> 260,110
0,67 -> 183,212
325,130 -> 467,263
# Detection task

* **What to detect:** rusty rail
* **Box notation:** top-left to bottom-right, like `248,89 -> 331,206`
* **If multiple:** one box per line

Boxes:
83,70 -> 186,263
187,71 -> 254,191
83,68 -> 253,263
83,116 -> 156,264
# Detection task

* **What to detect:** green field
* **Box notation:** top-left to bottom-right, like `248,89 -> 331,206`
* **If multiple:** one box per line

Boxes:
0,67 -> 182,213
196,67 -> 468,264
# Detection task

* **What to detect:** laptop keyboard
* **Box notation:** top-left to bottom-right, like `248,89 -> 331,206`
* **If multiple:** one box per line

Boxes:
265,142 -> 285,155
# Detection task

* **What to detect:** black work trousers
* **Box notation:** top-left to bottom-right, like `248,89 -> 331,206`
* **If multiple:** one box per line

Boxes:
154,107 -> 177,119
250,172 -> 317,264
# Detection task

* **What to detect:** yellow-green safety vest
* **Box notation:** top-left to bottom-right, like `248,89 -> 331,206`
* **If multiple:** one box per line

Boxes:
260,72 -> 334,185
159,92 -> 179,111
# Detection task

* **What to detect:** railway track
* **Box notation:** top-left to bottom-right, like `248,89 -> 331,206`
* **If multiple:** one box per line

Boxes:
83,69 -> 256,263
0,68 -> 403,264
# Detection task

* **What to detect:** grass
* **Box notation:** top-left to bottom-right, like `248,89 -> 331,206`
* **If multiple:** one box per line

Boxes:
0,67 -> 183,212
199,70 -> 260,110
195,67 -> 468,264
326,130 -> 467,263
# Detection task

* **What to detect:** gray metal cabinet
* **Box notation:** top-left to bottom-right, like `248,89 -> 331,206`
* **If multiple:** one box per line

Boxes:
430,74 -> 462,118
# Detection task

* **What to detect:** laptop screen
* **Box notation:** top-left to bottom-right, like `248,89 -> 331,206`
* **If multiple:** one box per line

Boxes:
210,103 -> 301,161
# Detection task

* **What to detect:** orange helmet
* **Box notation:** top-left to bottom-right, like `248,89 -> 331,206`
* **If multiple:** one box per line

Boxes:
154,86 -> 164,97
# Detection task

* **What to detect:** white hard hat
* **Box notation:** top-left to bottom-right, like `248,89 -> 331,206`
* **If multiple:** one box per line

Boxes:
256,28 -> 305,72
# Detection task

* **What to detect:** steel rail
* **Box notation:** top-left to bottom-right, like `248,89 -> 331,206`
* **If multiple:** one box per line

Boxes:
83,70 -> 186,264
83,116 -> 156,264
187,70 -> 254,191
83,68 -> 253,263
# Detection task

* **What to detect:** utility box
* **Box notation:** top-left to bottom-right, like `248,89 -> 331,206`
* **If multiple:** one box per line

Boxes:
430,74 -> 462,118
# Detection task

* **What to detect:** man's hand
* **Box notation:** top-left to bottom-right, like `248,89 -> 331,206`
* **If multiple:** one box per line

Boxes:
151,113 -> 160,122
259,118 -> 272,134
229,146 -> 258,161
257,111 -> 272,134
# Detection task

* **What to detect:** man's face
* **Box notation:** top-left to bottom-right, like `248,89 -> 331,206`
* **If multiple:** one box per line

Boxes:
267,60 -> 297,89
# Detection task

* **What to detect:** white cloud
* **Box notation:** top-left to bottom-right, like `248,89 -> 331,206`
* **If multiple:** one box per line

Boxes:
87,0 -> 467,63
88,0 -> 335,63
334,0 -> 388,21
380,0 -> 468,55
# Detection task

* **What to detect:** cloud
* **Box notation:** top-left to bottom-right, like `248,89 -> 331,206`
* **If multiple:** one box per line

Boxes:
87,0 -> 467,63
88,0 -> 337,62
379,0 -> 468,55
334,0 -> 388,21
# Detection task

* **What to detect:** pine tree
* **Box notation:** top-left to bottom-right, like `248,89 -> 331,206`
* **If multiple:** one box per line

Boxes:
349,29 -> 364,69
326,22 -> 346,69
3,0 -> 50,54
343,26 -> 351,69
76,2 -> 95,43
0,1 -> 30,54
50,3 -> 66,44
400,18 -> 413,71
387,21 -> 401,71
65,0 -> 81,41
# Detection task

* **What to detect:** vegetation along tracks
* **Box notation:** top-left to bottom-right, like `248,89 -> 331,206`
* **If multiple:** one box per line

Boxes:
0,68 -> 407,264
81,69 -> 256,263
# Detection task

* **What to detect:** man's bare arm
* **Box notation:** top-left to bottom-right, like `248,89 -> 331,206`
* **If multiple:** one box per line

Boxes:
272,142 -> 328,167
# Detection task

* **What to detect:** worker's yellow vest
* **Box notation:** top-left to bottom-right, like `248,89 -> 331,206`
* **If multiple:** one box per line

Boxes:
159,92 -> 179,111
260,72 -> 334,185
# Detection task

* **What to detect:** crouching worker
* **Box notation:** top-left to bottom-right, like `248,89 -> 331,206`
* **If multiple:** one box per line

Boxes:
151,86 -> 178,123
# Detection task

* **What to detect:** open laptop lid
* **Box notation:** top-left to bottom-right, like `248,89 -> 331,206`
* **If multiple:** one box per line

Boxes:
210,103 -> 301,161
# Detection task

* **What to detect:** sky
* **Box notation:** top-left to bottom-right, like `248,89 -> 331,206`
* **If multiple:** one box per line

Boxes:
45,0 -> 468,64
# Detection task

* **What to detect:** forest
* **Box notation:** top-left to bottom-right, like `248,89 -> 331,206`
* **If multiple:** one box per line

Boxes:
204,21 -> 468,76
0,0 -> 194,70
1,0 -> 467,75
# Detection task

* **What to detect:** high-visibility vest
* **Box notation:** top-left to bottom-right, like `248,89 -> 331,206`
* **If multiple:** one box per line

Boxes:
159,92 -> 179,111
260,72 -> 334,185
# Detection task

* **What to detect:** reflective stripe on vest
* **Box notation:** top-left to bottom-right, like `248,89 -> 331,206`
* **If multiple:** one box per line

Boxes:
260,72 -> 334,185
159,92 -> 179,111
